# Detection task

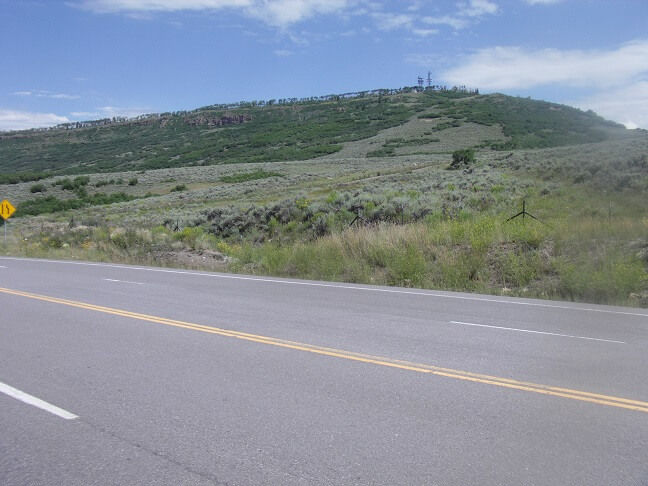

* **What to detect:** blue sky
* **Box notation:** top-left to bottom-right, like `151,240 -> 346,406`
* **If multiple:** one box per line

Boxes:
1,0 -> 647,130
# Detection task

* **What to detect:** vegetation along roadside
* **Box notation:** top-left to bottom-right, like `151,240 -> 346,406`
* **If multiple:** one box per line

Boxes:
1,88 -> 646,307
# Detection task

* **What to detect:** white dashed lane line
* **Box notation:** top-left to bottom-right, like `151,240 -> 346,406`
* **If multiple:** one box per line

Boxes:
103,278 -> 150,286
450,321 -> 626,344
0,381 -> 78,420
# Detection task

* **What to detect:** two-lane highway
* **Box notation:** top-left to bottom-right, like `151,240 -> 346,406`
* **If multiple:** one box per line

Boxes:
1,257 -> 647,484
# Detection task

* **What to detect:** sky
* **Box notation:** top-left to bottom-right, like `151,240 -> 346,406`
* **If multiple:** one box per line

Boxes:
1,0 -> 647,131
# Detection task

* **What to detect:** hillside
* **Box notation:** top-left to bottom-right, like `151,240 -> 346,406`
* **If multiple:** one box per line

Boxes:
0,89 -> 625,178
1,88 -> 646,307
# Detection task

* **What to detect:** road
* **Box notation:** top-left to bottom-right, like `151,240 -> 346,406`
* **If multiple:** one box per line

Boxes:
1,256 -> 647,485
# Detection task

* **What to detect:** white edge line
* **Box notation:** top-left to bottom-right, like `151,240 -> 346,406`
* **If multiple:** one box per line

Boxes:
1,256 -> 648,318
0,381 -> 78,420
103,278 -> 147,285
450,321 -> 626,344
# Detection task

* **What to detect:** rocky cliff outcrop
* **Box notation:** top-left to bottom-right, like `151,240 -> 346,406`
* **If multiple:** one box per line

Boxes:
184,113 -> 252,127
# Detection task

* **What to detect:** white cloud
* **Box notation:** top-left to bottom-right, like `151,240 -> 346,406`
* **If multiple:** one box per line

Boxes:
76,0 -> 253,13
71,106 -> 158,120
273,49 -> 294,56
371,12 -> 440,36
372,12 -> 413,31
49,93 -> 82,99
250,0 -> 349,27
442,40 -> 648,89
439,39 -> 648,129
422,15 -> 468,30
458,0 -> 498,17
406,1 -> 423,12
421,1 -> 496,31
525,0 -> 562,4
11,90 -> 81,100
287,31 -> 310,45
574,82 -> 648,129
75,0 -> 495,34
97,106 -> 156,118
410,28 -> 438,37
75,0 -> 352,27
70,111 -> 101,117
0,110 -> 70,131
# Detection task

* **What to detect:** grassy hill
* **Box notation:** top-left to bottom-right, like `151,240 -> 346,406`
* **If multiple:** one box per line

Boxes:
1,88 -> 646,307
0,89 -> 624,177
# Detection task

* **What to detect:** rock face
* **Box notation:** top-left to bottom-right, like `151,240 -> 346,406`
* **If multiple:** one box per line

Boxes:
184,113 -> 252,127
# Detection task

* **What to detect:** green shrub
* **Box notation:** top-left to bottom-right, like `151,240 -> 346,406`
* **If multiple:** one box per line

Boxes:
367,147 -> 395,157
15,192 -> 136,217
449,149 -> 476,169
220,170 -> 282,183
0,171 -> 50,185
30,183 -> 46,193
56,176 -> 90,191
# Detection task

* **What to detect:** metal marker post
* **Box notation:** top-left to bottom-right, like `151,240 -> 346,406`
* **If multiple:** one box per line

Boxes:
505,200 -> 552,228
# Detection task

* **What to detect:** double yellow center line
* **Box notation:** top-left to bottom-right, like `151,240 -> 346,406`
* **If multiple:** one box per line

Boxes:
2,286 -> 647,413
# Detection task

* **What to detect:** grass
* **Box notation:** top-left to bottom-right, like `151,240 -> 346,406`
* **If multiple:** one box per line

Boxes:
3,187 -> 646,307
0,88 -> 645,307
231,206 -> 646,306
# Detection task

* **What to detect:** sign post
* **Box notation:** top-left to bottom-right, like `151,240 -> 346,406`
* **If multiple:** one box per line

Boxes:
0,199 -> 16,245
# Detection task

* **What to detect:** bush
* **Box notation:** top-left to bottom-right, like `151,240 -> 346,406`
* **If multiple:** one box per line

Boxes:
367,147 -> 395,158
15,192 -> 136,217
449,149 -> 476,169
56,176 -> 91,191
220,170 -> 282,183
128,177 -> 139,186
30,183 -> 46,193
0,171 -> 50,185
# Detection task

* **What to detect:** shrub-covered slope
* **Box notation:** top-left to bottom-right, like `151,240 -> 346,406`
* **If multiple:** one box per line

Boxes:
2,88 -> 645,307
0,89 -> 626,179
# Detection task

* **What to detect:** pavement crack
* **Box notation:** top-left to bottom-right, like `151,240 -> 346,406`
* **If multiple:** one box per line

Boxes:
76,417 -> 230,485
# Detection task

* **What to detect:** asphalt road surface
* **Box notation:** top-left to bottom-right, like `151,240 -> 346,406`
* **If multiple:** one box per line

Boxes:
1,256 -> 647,485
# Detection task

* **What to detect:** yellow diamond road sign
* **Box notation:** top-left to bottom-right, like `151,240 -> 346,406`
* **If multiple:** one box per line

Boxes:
0,199 -> 16,220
